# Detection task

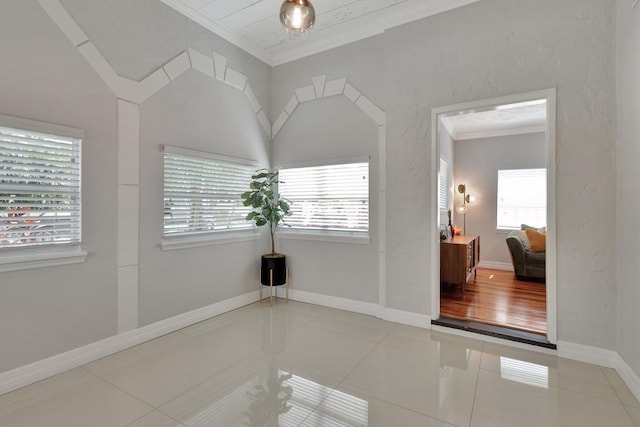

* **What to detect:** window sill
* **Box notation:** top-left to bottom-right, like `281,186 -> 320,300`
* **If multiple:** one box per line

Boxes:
0,246 -> 88,273
277,230 -> 370,245
161,230 -> 260,251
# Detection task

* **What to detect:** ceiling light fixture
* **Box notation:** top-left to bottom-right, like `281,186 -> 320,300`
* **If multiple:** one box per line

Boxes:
280,0 -> 316,35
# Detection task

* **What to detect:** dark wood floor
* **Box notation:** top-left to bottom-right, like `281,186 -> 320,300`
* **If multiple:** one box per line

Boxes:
440,268 -> 547,335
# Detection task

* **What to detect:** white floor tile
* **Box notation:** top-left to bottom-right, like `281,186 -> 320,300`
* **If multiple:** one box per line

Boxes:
307,314 -> 394,343
4,302 -> 640,427
603,367 -> 640,408
0,368 -> 152,427
274,324 -> 377,380
161,354 -> 341,427
626,405 -> 640,426
88,336 -> 248,407
471,369 -> 634,427
301,386 -> 455,427
481,342 -> 620,402
342,343 -> 479,426
127,410 -> 185,426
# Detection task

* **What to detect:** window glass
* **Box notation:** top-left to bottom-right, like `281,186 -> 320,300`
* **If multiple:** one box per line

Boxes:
497,168 -> 546,229
0,125 -> 81,248
279,162 -> 369,235
163,146 -> 255,236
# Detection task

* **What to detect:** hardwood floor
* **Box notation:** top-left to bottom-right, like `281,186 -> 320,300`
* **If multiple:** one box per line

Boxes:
440,267 -> 547,335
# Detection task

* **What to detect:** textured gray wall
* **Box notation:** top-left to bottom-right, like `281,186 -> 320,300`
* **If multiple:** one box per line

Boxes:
0,0 -> 118,372
0,0 -> 272,372
273,0 -> 617,349
616,0 -> 640,376
386,0 -> 617,348
454,133 -> 546,265
272,96 -> 380,303
138,70 -> 270,326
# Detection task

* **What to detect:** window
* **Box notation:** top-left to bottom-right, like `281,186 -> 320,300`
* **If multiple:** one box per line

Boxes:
438,158 -> 449,210
278,161 -> 369,236
497,168 -> 546,230
163,145 -> 255,237
0,122 -> 82,249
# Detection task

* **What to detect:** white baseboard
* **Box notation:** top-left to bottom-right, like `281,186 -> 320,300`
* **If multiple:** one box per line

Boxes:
380,307 -> 431,328
614,353 -> 640,403
287,289 -> 432,329
557,341 -> 618,368
478,261 -> 514,271
287,289 -> 380,317
0,291 -> 259,396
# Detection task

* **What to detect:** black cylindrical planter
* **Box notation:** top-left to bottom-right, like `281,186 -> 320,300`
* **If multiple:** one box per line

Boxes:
261,254 -> 286,286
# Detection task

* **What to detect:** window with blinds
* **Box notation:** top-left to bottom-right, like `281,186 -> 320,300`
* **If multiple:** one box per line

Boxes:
278,161 -> 369,235
0,124 -> 82,249
163,146 -> 255,237
438,159 -> 449,210
497,168 -> 547,230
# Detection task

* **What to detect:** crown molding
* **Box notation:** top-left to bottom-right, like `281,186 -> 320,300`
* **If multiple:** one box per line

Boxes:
161,0 -> 480,66
159,0 -> 273,65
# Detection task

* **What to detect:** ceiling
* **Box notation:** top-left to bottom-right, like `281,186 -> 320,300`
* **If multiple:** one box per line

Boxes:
440,101 -> 548,141
160,0 -> 479,66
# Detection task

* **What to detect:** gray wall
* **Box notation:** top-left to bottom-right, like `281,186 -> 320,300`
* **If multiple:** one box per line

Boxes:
0,0 -> 627,376
0,0 -> 118,372
138,70 -> 270,326
454,133 -> 546,265
616,0 -> 640,377
272,96 -> 380,303
385,0 -> 616,348
0,0 -> 271,372
273,0 -> 617,349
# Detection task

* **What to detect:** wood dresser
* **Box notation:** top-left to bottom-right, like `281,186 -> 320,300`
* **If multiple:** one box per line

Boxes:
440,235 -> 480,293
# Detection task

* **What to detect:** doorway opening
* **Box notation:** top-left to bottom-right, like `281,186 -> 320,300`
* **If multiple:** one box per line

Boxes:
430,89 -> 557,347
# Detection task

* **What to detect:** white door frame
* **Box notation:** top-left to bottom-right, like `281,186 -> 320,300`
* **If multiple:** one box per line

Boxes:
430,88 -> 557,344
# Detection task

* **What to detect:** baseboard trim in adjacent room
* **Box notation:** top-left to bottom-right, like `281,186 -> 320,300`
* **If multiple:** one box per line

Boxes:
614,353 -> 640,403
478,261 -> 514,271
0,291 -> 259,396
556,340 -> 618,368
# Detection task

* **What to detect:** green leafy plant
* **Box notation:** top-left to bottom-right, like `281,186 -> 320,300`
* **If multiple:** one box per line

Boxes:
241,169 -> 291,255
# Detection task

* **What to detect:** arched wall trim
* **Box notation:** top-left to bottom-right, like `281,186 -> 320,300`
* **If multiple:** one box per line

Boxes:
37,0 -> 272,136
273,76 -> 387,309
38,0 -> 389,325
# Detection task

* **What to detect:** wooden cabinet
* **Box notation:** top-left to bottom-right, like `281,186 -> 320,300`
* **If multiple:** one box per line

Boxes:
440,235 -> 480,292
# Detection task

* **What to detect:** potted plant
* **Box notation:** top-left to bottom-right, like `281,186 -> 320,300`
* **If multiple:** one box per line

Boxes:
242,169 -> 292,288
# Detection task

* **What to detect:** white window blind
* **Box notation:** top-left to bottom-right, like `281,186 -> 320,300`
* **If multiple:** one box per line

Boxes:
279,162 -> 369,234
163,146 -> 255,236
0,125 -> 81,249
497,168 -> 546,229
439,159 -> 449,210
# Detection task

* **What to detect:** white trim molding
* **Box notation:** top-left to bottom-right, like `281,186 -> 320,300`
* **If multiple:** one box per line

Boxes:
0,247 -> 87,273
0,291 -> 259,396
430,88 -> 558,345
273,75 -> 387,312
478,261 -> 514,271
557,341 -> 618,368
37,0 -> 271,137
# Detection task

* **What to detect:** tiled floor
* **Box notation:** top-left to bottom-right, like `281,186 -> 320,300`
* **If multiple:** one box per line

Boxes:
0,300 -> 638,426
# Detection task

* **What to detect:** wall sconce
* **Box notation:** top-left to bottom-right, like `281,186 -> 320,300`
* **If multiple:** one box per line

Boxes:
457,184 -> 473,234
280,0 -> 316,35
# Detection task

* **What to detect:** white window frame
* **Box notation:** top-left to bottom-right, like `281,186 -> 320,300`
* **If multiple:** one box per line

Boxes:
438,158 -> 449,211
0,114 -> 87,272
161,145 -> 260,251
497,168 -> 547,230
277,157 -> 370,244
